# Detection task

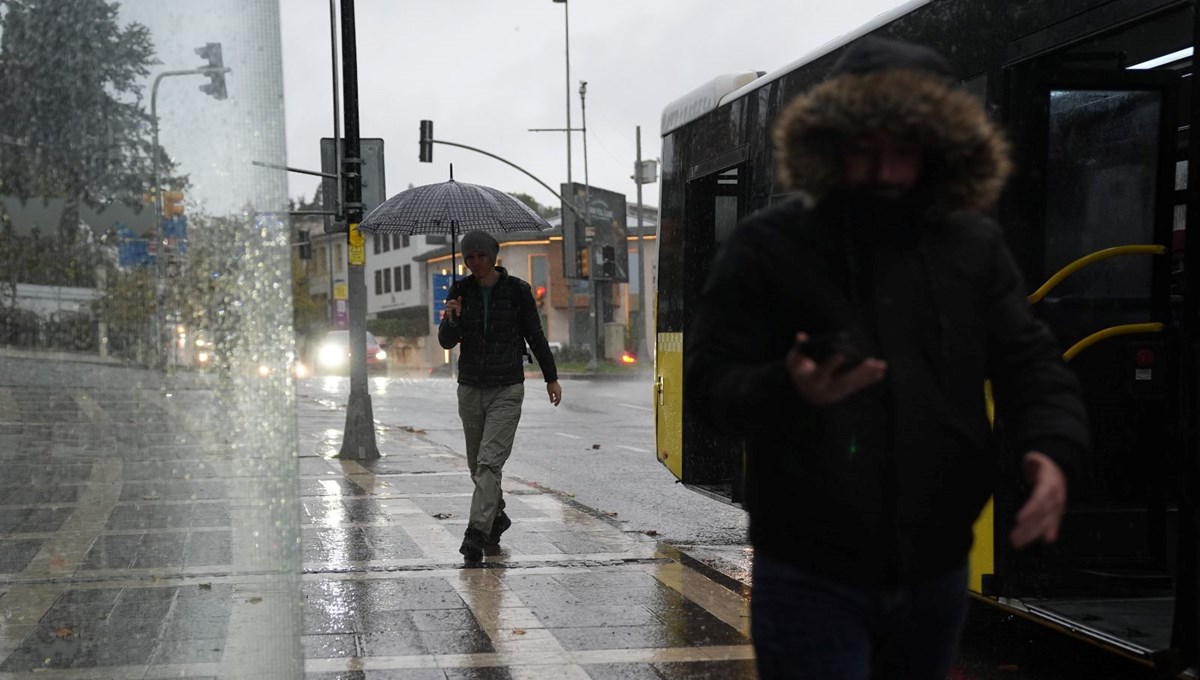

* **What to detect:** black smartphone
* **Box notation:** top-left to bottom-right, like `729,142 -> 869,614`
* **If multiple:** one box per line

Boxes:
795,331 -> 865,370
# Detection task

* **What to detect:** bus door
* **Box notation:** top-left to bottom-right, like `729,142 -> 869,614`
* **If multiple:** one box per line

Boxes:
1000,67 -> 1183,659
656,162 -> 746,503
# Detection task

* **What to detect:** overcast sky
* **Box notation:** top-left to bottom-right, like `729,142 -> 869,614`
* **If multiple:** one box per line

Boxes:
276,0 -> 909,212
115,1 -> 910,217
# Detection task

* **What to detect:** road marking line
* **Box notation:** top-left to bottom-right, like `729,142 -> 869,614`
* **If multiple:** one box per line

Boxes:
617,445 -> 650,453
619,403 -> 653,412
554,432 -> 582,439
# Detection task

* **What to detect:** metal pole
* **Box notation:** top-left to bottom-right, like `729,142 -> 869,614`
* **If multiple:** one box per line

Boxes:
562,0 -> 576,351
580,81 -> 599,369
328,0 -> 342,329
151,74 -> 165,371
336,0 -> 379,460
635,125 -> 648,360
330,0 -> 343,223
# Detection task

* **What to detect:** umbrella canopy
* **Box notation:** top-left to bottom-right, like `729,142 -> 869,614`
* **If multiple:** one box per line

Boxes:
358,179 -> 553,236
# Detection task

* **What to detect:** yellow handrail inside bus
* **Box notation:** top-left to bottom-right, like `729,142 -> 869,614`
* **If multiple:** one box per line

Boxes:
1062,322 -> 1165,362
1027,244 -> 1167,304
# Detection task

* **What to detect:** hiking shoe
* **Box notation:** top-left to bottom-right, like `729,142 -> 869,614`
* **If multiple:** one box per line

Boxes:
488,510 -> 512,546
459,528 -> 487,562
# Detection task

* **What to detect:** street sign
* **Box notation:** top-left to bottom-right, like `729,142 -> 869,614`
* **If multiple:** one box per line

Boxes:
561,182 -> 628,282
432,273 -> 453,325
348,223 -> 365,266
320,137 -> 386,224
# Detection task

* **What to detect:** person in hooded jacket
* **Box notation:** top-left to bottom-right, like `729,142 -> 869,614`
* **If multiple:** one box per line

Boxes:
685,37 -> 1090,679
439,230 -> 562,562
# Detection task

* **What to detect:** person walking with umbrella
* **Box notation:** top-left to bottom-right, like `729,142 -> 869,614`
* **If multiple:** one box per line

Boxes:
440,230 -> 562,562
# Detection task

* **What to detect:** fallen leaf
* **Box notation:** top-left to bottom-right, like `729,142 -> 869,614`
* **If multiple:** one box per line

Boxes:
643,529 -> 658,537
48,557 -> 67,569
199,583 -> 213,590
247,597 -> 263,604
433,512 -> 452,520
54,627 -> 73,640
512,629 -> 527,636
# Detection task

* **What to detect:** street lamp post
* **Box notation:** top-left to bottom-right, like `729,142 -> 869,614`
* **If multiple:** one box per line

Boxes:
149,48 -> 230,370
551,0 -> 577,353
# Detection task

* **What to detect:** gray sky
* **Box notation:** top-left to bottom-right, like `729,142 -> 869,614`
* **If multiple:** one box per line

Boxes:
278,0 -> 908,212
115,1 -> 909,217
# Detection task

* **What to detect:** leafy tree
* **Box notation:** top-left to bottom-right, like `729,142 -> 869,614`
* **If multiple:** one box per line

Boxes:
0,0 -> 170,244
511,192 -> 560,220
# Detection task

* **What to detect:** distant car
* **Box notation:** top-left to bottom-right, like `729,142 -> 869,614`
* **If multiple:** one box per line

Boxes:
316,330 -> 387,375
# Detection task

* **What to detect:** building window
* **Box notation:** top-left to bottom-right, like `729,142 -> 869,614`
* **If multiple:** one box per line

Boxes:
384,267 -> 392,293
402,234 -> 410,248
403,264 -> 412,290
374,269 -> 382,295
392,234 -> 401,250
394,266 -> 403,291
530,254 -> 548,294
382,236 -> 391,253
373,235 -> 380,255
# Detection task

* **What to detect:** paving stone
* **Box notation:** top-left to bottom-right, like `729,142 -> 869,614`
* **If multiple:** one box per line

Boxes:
651,659 -> 758,679
582,664 -> 663,680
0,538 -> 42,572
301,633 -> 358,658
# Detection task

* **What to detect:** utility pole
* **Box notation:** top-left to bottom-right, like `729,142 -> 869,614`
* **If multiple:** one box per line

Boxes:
580,81 -> 600,369
336,0 -> 379,460
634,125 -> 648,360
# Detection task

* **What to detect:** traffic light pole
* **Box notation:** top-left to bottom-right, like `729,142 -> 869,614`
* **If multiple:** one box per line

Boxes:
335,0 -> 379,460
149,62 -> 230,371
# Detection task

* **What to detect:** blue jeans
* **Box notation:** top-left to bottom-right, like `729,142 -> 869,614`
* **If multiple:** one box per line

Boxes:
751,554 -> 967,680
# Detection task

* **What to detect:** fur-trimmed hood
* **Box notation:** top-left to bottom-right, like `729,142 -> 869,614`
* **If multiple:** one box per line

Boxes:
773,38 -> 1011,215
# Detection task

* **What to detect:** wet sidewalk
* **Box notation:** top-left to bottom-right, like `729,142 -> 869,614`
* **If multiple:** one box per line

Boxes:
296,393 -> 755,679
0,357 -> 755,679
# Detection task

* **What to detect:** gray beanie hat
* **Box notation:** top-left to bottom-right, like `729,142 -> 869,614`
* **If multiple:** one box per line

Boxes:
460,230 -> 499,260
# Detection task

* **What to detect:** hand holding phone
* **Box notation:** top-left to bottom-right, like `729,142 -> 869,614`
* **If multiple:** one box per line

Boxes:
795,331 -> 864,372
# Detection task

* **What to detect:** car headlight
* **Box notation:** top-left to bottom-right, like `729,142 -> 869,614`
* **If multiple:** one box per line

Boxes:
375,350 -> 387,361
319,344 -> 346,367
294,361 -> 309,378
197,351 -> 211,364
257,364 -> 271,377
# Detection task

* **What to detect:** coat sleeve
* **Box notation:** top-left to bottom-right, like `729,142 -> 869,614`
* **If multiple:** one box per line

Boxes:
684,232 -> 798,435
983,227 -> 1091,479
515,279 -> 558,383
437,280 -> 462,350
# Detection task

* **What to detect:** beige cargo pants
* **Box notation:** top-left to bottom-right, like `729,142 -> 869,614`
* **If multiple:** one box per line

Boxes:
457,382 -> 524,534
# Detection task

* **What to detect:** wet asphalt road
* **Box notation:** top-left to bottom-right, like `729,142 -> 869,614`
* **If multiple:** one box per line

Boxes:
305,372 -> 1171,679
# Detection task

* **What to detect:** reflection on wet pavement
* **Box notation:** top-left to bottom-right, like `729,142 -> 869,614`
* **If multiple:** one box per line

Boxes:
0,365 -> 755,679
296,389 -> 755,678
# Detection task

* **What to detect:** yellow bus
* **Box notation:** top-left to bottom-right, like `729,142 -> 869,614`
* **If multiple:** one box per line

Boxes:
654,0 -> 1195,673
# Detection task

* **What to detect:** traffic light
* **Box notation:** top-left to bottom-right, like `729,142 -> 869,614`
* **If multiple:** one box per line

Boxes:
163,190 -> 185,218
601,245 -> 616,278
419,120 -> 434,162
195,43 -> 228,100
298,229 -> 312,260
577,247 -> 590,279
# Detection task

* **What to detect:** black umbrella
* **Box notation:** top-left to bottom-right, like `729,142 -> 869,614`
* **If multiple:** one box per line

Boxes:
358,166 -> 553,281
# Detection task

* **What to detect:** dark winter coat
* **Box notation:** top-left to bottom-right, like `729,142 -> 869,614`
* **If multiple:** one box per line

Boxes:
438,267 -> 557,387
685,47 -> 1089,587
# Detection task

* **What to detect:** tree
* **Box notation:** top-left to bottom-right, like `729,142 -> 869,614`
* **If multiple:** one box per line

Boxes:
511,192 -> 560,220
0,0 -> 169,244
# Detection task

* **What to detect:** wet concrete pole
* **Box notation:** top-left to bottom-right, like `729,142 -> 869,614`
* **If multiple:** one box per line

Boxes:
336,0 -> 379,460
